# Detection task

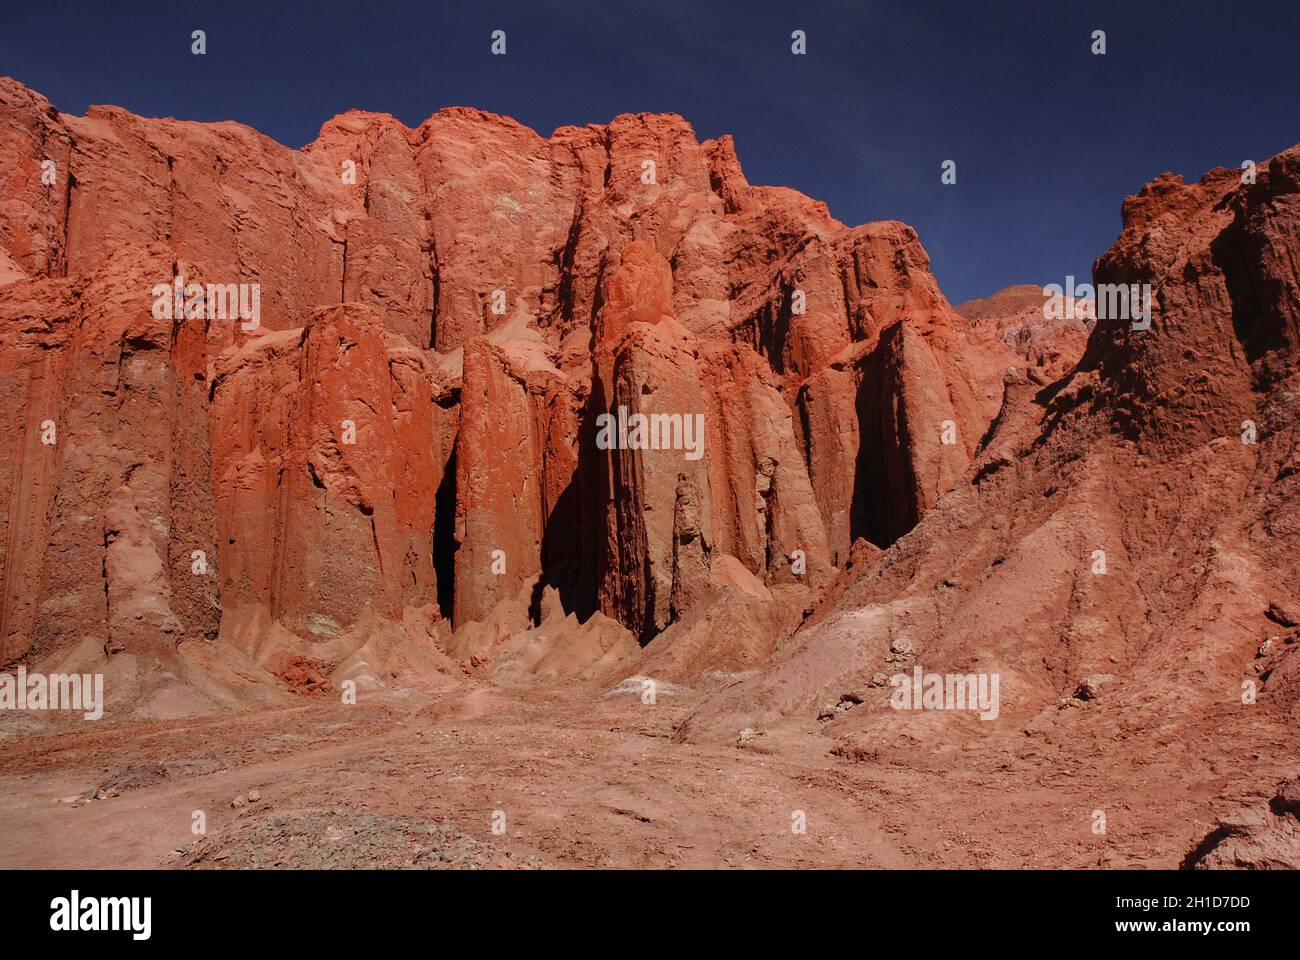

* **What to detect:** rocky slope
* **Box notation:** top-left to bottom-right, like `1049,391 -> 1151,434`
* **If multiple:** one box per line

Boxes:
0,78 -> 1011,715
676,145 -> 1300,869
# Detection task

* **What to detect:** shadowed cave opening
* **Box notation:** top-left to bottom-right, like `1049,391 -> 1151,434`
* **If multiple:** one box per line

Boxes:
848,331 -> 919,553
529,380 -> 607,629
433,448 -> 458,620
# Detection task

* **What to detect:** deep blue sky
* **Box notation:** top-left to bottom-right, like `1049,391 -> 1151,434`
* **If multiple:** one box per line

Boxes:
4,0 -> 1297,304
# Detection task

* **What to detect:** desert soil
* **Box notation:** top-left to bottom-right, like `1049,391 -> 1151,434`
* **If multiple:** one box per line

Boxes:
1,678 -> 1289,869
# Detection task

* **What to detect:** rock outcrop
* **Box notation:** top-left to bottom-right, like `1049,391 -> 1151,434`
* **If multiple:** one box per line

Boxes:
957,283 -> 1093,383
1182,778 -> 1300,869
678,145 -> 1300,765
0,78 -> 1012,711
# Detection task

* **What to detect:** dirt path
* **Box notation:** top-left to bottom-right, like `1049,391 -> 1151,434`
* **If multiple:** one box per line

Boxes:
0,682 -> 1289,868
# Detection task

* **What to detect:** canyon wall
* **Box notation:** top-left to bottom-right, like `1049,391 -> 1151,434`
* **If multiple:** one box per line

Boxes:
0,76 -> 1032,709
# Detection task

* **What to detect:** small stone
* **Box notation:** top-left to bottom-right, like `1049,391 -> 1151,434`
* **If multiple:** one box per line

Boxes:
1217,808 -> 1271,833
247,789 -> 261,803
1258,637 -> 1280,659
868,672 -> 890,688
1073,674 -> 1115,701
94,788 -> 118,800
231,796 -> 246,809
817,703 -> 837,721
1271,779 -> 1300,817
890,637 -> 915,656
1267,600 -> 1299,627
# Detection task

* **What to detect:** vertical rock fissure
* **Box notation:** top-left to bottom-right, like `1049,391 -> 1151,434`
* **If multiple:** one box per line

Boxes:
432,445 -> 458,622
60,167 -> 76,277
428,248 -> 441,349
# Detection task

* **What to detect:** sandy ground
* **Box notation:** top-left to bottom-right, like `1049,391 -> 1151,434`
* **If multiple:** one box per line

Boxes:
1,675 -> 1293,870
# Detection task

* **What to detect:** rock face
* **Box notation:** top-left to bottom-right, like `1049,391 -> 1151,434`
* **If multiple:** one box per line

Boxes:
957,283 -> 1093,383
0,78 -> 1012,710
680,144 -> 1300,769
8,73 -> 1291,750
1183,778 -> 1300,869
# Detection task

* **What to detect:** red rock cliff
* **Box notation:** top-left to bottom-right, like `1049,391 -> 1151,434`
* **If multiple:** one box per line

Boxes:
0,78 -> 1013,706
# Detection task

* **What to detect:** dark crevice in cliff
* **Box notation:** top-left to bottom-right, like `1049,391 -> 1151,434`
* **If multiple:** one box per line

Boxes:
755,281 -> 795,375
601,126 -> 613,188
794,382 -> 815,479
588,252 -> 608,336
165,155 -> 176,244
60,168 -> 77,277
366,511 -> 383,584
850,331 -> 917,550
100,530 -> 112,634
1210,186 -> 1295,378
533,475 -> 595,626
550,198 -> 584,331
531,382 -> 604,627
432,447 -> 458,622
